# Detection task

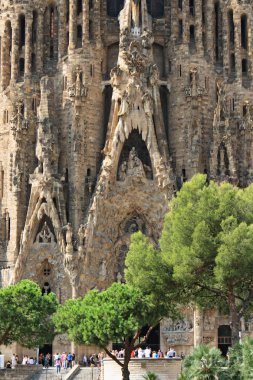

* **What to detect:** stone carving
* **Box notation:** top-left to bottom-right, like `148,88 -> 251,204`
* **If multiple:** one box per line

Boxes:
68,66 -> 88,100
36,222 -> 55,243
99,259 -> 107,281
10,100 -> 28,140
185,67 -> 205,98
127,147 -> 146,177
165,333 -> 193,345
163,317 -> 194,332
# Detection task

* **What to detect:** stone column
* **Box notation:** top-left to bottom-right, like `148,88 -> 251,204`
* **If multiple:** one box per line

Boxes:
24,20 -> 32,77
194,307 -> 203,347
94,0 -> 101,46
11,20 -> 19,83
234,17 -> 242,84
222,2 -> 229,78
82,0 -> 89,45
205,0 -> 214,63
170,0 -> 179,43
58,0 -> 67,58
36,11 -> 44,75
195,0 -> 203,55
69,0 -> 77,50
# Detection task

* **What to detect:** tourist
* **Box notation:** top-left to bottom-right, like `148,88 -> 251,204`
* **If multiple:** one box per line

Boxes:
158,350 -> 164,358
6,360 -> 11,369
137,347 -> 143,358
67,352 -> 73,368
83,354 -> 88,367
56,356 -> 61,374
72,353 -> 76,367
22,355 -> 28,365
28,357 -> 34,365
145,347 -> 151,358
11,353 -> 17,368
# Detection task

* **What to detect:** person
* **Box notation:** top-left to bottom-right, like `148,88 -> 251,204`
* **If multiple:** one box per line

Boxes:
6,360 -> 11,369
56,356 -> 61,374
138,347 -> 143,359
83,354 -> 88,367
11,354 -> 17,368
144,347 -> 151,358
72,353 -> 76,367
158,350 -> 163,358
22,355 -> 28,365
67,352 -> 73,368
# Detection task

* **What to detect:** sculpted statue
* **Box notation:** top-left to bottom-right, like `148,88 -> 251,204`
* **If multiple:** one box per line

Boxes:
118,161 -> 128,181
127,147 -> 145,177
78,224 -> 86,247
36,222 -> 55,243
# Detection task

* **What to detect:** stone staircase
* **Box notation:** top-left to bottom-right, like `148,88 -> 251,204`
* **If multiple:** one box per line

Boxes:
71,368 -> 101,380
28,366 -> 72,380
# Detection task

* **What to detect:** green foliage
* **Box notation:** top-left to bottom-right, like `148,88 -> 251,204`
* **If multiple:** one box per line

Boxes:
142,372 -> 159,380
0,279 -> 57,348
227,343 -> 242,380
54,283 -> 158,348
125,232 -> 180,319
159,174 -> 253,342
241,338 -> 253,379
179,345 -> 228,380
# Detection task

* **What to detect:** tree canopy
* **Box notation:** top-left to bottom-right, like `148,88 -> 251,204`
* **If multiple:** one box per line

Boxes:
125,174 -> 253,345
0,279 -> 57,348
160,174 -> 253,344
53,282 -> 176,380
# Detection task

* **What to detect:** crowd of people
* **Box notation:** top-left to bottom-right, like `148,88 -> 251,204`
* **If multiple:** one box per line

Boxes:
110,347 -> 183,360
4,347 -> 184,371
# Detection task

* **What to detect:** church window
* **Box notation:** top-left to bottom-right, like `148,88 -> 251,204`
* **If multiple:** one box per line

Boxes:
77,0 -> 82,15
214,1 -> 223,65
147,0 -> 164,18
107,0 -> 124,17
63,76 -> 68,90
19,15 -> 26,49
66,0 -> 69,22
242,59 -> 248,76
189,0 -> 195,16
190,25 -> 195,46
32,11 -> 37,45
42,282 -> 51,295
89,20 -> 94,41
77,25 -> 82,48
89,0 -> 93,10
0,163 -> 4,199
178,0 -> 182,11
178,19 -> 183,42
228,10 -> 235,49
19,58 -> 24,77
31,53 -> 36,74
241,15 -> 248,50
230,53 -> 235,75
32,97 -> 37,113
3,110 -> 8,124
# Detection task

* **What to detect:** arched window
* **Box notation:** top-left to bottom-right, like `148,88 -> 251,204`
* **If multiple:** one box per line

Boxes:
77,0 -> 82,15
77,25 -> 82,47
147,0 -> 164,18
32,11 -> 37,45
241,15 -> 248,50
19,15 -> 26,49
107,0 -> 124,17
228,10 -> 234,49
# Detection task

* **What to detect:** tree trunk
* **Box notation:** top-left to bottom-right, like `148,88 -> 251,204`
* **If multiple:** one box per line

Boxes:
228,293 -> 240,345
121,366 -> 130,380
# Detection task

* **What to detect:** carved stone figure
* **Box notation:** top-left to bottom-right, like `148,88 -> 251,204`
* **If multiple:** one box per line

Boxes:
127,147 -> 145,177
36,222 -> 55,243
118,161 -> 128,181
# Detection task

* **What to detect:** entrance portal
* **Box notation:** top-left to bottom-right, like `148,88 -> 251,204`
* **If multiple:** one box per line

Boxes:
218,325 -> 232,356
39,344 -> 53,365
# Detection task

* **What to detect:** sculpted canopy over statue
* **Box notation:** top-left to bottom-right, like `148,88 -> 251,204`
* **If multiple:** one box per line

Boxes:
132,0 -> 141,29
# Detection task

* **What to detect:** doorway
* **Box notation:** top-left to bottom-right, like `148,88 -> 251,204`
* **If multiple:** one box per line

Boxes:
218,325 -> 232,356
39,344 -> 53,365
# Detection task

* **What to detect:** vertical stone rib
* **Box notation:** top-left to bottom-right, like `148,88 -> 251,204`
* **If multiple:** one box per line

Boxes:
195,0 -> 203,55
11,20 -> 19,83
69,0 -> 77,50
36,11 -> 44,75
24,20 -> 32,77
82,0 -> 89,45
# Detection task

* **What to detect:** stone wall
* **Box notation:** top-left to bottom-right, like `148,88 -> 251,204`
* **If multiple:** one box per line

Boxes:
101,358 -> 182,380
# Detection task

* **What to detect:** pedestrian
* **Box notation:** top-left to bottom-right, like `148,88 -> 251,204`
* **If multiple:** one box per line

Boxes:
56,356 -> 61,374
67,352 -> 73,368
83,354 -> 88,367
72,353 -> 76,367
11,354 -> 17,368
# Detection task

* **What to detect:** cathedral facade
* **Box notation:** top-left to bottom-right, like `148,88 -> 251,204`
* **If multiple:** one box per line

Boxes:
0,0 -> 253,356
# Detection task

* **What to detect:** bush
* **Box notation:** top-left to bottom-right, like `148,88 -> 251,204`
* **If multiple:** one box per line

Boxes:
179,345 -> 229,380
143,372 -> 159,380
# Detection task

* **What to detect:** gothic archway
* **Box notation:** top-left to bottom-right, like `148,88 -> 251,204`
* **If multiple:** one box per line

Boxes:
117,130 -> 153,180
